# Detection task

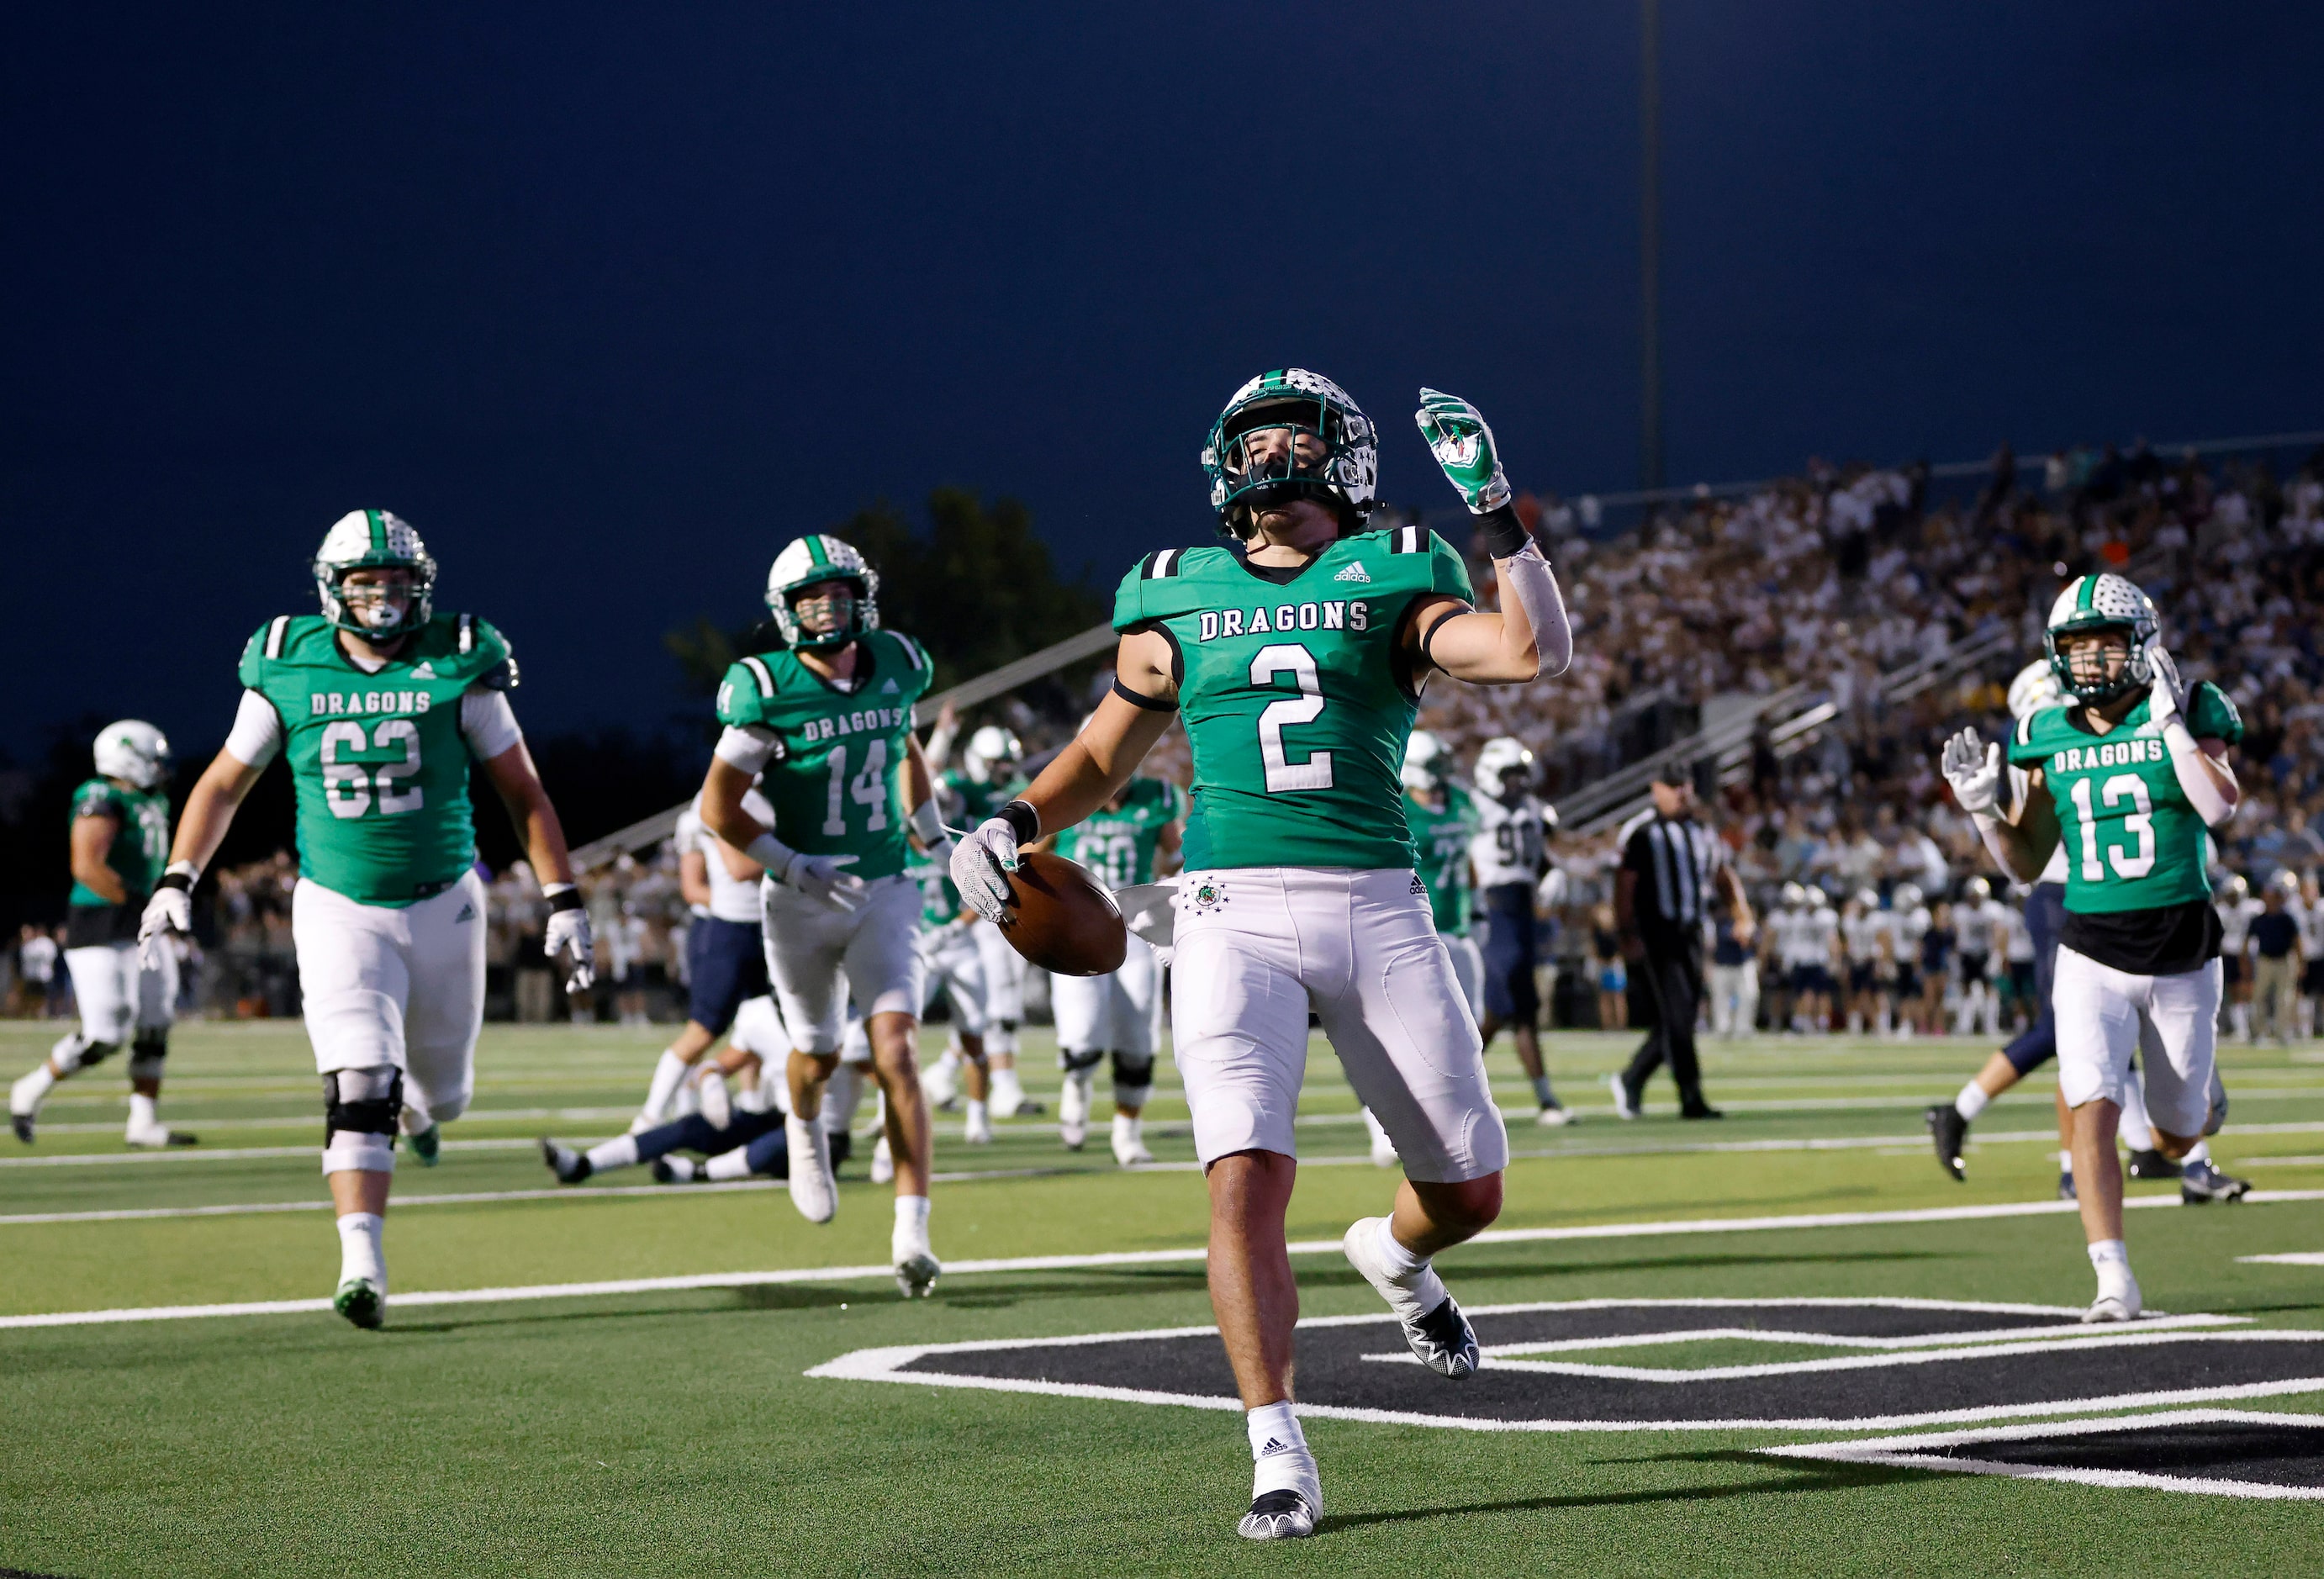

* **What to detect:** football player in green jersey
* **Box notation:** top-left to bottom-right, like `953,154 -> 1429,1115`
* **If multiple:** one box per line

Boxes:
953,371 -> 1573,1539
1941,572 -> 2242,1322
10,721 -> 195,1149
932,724 -> 1041,1118
1038,768 -> 1185,1160
697,533 -> 952,1297
906,832 -> 994,1142
139,510 -> 592,1330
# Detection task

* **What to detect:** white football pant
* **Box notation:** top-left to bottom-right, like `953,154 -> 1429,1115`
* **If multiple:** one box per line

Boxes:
1051,932 -> 1164,1056
760,874 -> 923,1052
2052,946 -> 2221,1141
64,939 -> 176,1045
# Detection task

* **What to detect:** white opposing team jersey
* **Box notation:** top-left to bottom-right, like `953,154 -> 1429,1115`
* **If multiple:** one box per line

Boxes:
1801,903 -> 1840,967
1894,905 -> 1931,956
1469,792 -> 1547,890
1840,909 -> 1883,964
2300,900 -> 2324,962
1962,899 -> 2010,958
680,790 -> 775,925
2218,896 -> 2261,953
1763,906 -> 1798,963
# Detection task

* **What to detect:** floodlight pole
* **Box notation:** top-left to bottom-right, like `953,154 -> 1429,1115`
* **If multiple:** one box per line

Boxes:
1640,0 -> 1663,492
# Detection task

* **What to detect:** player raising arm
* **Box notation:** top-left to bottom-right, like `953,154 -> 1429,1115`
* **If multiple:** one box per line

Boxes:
139,511 -> 591,1329
953,372 -> 1570,1539
1941,573 -> 2239,1322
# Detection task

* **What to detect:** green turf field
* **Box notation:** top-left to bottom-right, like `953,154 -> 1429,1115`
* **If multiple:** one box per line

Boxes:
4,1017 -> 2323,1576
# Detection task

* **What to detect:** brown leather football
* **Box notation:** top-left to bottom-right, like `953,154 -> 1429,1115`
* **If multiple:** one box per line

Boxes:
1001,850 -> 1128,977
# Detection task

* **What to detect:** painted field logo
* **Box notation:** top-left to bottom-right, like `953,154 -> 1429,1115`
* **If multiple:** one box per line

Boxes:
809,1298 -> 2324,1438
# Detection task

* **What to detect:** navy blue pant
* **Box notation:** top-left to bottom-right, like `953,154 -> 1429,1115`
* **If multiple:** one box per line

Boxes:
687,916 -> 769,1036
2000,882 -> 2065,1075
631,1107 -> 790,1177
1481,885 -> 1540,1023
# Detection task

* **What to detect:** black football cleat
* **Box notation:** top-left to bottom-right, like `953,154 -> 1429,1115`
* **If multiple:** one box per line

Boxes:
2057,1170 -> 2078,1201
2179,1159 -> 2251,1204
1238,1490 -> 1318,1541
1678,1101 -> 1725,1121
2126,1149 -> 2182,1180
540,1137 -> 591,1185
1925,1104 -> 1968,1181
10,1113 -> 33,1144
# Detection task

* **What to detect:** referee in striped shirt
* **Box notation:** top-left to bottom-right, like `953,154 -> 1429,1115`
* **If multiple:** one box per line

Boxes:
1612,772 -> 1752,1120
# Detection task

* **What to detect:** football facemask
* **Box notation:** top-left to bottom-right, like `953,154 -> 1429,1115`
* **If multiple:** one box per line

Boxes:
766,535 -> 881,649
315,510 -> 437,642
2043,573 -> 2158,705
1202,369 -> 1377,536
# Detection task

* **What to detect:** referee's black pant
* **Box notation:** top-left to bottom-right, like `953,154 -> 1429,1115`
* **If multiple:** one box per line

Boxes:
1623,940 -> 1707,1105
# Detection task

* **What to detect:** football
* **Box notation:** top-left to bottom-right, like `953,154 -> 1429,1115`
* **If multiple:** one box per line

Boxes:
1001,850 -> 1128,976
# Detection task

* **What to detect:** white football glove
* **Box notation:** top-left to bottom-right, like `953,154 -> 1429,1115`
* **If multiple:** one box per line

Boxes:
137,884 -> 192,969
2147,644 -> 2187,728
950,816 -> 1020,926
544,899 -> 595,993
784,852 -> 865,911
1940,728 -> 2003,816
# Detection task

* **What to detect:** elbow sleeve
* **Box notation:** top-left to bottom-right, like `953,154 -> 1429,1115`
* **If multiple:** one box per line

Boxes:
1500,543 -> 1573,676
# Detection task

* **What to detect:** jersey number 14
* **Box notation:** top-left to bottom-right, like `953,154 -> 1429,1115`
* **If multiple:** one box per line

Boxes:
821,740 -> 890,837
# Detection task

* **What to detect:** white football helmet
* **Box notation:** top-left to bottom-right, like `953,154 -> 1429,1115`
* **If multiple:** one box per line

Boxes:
1853,888 -> 1879,911
1893,882 -> 1925,912
1402,730 -> 1450,791
2006,658 -> 2065,722
1780,881 -> 1808,910
1964,875 -> 1991,903
93,720 -> 171,791
2044,573 -> 2160,704
2221,874 -> 2249,901
315,510 -> 436,641
964,726 -> 1022,784
766,535 -> 880,650
2270,869 -> 2302,897
1474,737 -> 1535,800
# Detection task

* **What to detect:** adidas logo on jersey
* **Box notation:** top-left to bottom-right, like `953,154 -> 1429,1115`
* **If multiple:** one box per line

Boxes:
882,679 -> 899,693
1196,599 -> 1371,644
455,902 -> 477,922
412,661 -> 437,679
1333,562 -> 1371,583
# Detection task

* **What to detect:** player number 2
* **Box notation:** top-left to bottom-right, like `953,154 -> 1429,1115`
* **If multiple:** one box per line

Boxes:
2068,774 -> 2156,881
1251,643 -> 1334,793
320,719 -> 424,820
821,740 -> 891,837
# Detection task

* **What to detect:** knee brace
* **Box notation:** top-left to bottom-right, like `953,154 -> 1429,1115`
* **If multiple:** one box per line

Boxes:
1112,1052 -> 1154,1107
322,1068 -> 404,1175
128,1031 -> 168,1084
1059,1047 -> 1103,1075
50,1033 -> 116,1075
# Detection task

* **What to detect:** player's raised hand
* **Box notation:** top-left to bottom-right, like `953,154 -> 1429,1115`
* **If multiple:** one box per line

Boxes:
950,816 -> 1019,926
787,853 -> 865,911
543,886 -> 595,992
1415,388 -> 1513,514
2147,643 -> 2187,727
1940,728 -> 2002,815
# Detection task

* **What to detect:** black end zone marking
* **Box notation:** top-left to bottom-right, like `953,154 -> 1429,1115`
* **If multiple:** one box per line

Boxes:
807,1299 -> 2324,1433
1766,1410 -> 2324,1498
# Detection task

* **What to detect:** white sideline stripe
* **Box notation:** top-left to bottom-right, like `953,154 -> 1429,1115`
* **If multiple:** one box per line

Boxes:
31,1106 -> 642,1137
9,1196 -> 2324,1329
1762,1410 -> 2324,1500
0,1138 -> 542,1168
2239,1252 -> 2324,1266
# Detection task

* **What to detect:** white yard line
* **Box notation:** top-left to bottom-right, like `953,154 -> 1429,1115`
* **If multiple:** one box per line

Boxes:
6,1191 -> 2322,1331
2239,1252 -> 2324,1267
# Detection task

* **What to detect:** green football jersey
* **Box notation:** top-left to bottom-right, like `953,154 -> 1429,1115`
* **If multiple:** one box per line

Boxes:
2008,681 -> 2242,915
240,612 -> 513,907
905,843 -> 968,928
716,631 -> 934,882
1112,525 -> 1474,871
67,778 -> 172,907
1407,782 -> 1479,936
1054,776 -> 1185,890
940,768 -> 1025,829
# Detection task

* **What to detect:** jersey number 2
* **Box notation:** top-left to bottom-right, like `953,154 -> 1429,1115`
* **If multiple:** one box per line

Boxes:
321,720 -> 423,819
1252,644 -> 1334,793
2068,774 -> 2156,881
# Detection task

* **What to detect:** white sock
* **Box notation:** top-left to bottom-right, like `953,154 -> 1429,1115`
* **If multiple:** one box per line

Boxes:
824,1061 -> 864,1133
2118,1077 -> 2155,1152
1244,1402 -> 1316,1498
1953,1081 -> 1989,1122
705,1149 -> 753,1181
642,1050 -> 690,1122
2184,1139 -> 2211,1165
966,1098 -> 989,1128
2088,1239 -> 2131,1291
585,1136 -> 641,1172
337,1212 -> 386,1291
12,1064 -> 56,1113
2059,1149 -> 2075,1175
893,1193 -> 931,1255
128,1093 -> 160,1133
992,1067 -> 1024,1103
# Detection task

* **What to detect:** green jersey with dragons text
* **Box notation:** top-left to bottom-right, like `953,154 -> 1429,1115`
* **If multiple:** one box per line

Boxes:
906,843 -> 967,928
1113,525 -> 1473,871
940,768 -> 1025,830
67,779 -> 172,908
1054,777 -> 1184,890
1407,783 -> 1479,935
240,612 -> 513,907
2008,681 -> 2242,916
716,631 -> 933,882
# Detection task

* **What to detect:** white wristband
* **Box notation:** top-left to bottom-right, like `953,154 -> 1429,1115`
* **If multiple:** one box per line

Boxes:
745,832 -> 799,882
908,797 -> 946,846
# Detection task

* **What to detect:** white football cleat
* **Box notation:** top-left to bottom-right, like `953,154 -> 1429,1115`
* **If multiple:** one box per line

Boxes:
869,1133 -> 895,1185
1112,1112 -> 1152,1166
1059,1070 -> 1091,1150
1535,1101 -> 1573,1127
784,1115 -> 837,1223
2084,1271 -> 2142,1324
964,1101 -> 993,1144
922,1049 -> 962,1112
1342,1217 -> 1478,1379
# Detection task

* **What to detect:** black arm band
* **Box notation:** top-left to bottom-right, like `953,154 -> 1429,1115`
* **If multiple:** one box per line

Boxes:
1471,502 -> 1531,560
156,871 -> 193,894
998,800 -> 1041,844
546,887 -> 586,914
1420,605 -> 1471,666
1111,678 -> 1177,713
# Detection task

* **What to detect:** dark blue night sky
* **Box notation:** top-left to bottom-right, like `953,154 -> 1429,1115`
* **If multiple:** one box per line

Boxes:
5,2 -> 2317,755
